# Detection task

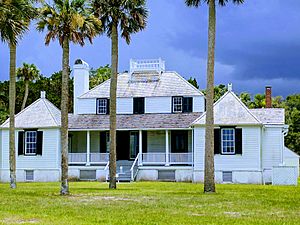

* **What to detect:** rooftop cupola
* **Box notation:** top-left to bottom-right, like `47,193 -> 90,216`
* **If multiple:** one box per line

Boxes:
73,59 -> 90,114
129,58 -> 165,83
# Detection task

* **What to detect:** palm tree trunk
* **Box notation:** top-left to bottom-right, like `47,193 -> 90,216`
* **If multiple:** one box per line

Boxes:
60,39 -> 70,195
204,0 -> 216,193
109,20 -> 118,189
9,43 -> 17,189
21,80 -> 29,110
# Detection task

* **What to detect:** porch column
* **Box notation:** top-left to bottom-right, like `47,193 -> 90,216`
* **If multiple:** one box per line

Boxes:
165,130 -> 169,166
139,130 -> 143,166
86,131 -> 90,166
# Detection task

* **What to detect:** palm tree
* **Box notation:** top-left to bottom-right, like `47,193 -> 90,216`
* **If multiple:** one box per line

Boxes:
185,0 -> 244,193
0,0 -> 36,189
92,0 -> 148,189
17,63 -> 40,110
37,0 -> 102,195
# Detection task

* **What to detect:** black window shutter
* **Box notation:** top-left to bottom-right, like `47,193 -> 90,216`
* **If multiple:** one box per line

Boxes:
106,99 -> 110,114
18,131 -> 24,155
36,131 -> 43,155
133,98 -> 145,114
235,128 -> 243,154
100,131 -> 107,153
183,97 -> 193,113
214,129 -> 221,154
142,131 -> 147,153
133,98 -> 138,114
140,98 -> 145,114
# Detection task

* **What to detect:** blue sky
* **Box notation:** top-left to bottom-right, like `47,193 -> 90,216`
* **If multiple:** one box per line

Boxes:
0,0 -> 299,97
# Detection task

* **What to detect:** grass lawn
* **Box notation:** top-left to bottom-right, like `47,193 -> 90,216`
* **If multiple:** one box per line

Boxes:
0,181 -> 299,225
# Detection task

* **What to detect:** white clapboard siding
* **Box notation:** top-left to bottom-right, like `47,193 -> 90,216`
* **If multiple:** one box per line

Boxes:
2,129 -> 60,169
262,127 -> 283,169
193,126 -> 261,171
145,97 -> 171,113
193,96 -> 205,113
77,98 -> 96,114
90,131 -> 100,153
117,98 -> 133,114
193,127 -> 205,170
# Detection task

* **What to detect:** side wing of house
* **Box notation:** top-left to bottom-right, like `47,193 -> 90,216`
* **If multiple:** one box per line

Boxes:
193,90 -> 263,184
0,92 -> 61,182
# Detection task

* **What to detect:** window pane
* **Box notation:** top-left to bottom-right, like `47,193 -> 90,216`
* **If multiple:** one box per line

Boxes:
25,131 -> 37,155
221,128 -> 235,154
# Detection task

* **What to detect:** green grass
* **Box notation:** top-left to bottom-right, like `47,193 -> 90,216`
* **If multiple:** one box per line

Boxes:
0,181 -> 299,225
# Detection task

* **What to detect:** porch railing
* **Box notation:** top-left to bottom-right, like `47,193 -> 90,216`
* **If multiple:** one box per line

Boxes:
142,153 -> 166,165
169,153 -> 192,165
68,153 -> 87,164
142,153 -> 192,165
68,153 -> 109,164
90,153 -> 109,163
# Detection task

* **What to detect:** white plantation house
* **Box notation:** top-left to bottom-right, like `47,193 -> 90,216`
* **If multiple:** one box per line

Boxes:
0,59 -> 298,185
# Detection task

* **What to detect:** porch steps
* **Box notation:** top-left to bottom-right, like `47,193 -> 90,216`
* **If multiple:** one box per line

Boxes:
106,160 -> 134,182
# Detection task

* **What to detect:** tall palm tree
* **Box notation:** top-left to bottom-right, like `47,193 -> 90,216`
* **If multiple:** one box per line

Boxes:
17,63 -> 41,110
0,0 -> 36,189
37,0 -> 102,195
92,0 -> 148,189
185,0 -> 244,193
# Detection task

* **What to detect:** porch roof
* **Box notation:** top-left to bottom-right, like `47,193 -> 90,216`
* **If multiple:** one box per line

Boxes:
68,113 -> 201,130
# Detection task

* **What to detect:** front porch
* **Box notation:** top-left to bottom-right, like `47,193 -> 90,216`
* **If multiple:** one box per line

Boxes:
68,130 -> 193,166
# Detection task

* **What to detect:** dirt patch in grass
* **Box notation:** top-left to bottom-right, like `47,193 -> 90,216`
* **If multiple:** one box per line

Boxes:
0,217 -> 40,224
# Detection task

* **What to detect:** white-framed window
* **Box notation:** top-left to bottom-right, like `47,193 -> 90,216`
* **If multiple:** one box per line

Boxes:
173,97 -> 183,113
221,128 -> 235,154
97,98 -> 107,114
25,131 -> 37,155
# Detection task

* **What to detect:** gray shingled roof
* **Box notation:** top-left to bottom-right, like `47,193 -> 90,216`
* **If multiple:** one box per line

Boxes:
250,108 -> 285,125
79,72 -> 203,98
68,113 -> 201,130
1,98 -> 61,129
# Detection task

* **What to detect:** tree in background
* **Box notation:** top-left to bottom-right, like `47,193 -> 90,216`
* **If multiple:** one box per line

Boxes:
17,63 -> 40,110
185,0 -> 244,193
90,65 -> 111,89
0,0 -> 36,189
37,0 -> 102,195
92,0 -> 148,189
187,77 -> 199,89
284,94 -> 300,154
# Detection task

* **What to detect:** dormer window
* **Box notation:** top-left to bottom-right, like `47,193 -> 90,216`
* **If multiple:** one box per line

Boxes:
97,98 -> 109,115
173,97 -> 183,113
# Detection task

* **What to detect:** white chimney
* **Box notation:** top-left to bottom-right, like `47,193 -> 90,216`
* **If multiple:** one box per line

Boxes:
73,59 -> 89,114
40,91 -> 46,99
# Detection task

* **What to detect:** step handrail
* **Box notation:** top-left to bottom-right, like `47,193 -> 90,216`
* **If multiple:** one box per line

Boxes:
104,161 -> 109,181
130,153 -> 140,181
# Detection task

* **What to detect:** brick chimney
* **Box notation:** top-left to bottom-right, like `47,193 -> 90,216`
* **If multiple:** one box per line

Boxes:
265,86 -> 272,108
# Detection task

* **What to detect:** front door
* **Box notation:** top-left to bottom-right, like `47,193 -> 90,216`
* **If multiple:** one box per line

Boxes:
116,131 -> 130,160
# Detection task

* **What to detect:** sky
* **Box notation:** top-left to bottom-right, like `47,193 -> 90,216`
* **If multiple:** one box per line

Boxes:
0,0 -> 300,97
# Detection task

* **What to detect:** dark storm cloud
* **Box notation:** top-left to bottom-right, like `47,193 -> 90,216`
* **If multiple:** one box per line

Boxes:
0,0 -> 299,96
